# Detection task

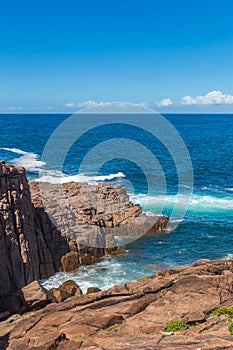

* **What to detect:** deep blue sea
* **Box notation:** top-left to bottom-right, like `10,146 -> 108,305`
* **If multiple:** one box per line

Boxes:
0,113 -> 233,292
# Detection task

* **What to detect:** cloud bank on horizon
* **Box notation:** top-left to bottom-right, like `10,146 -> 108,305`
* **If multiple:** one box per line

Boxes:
181,91 -> 233,106
1,1 -> 233,113
64,90 -> 233,110
2,91 -> 233,113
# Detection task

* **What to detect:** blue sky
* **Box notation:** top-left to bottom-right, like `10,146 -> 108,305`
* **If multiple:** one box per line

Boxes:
1,0 -> 233,112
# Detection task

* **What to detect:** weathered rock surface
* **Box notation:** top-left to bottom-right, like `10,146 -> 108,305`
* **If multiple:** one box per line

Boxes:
0,161 -> 169,298
30,181 -> 169,241
50,280 -> 82,303
1,259 -> 233,349
21,281 -> 55,310
0,161 -> 58,297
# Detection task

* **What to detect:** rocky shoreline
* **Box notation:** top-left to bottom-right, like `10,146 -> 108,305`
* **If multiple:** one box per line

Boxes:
2,161 -> 233,349
0,161 -> 168,296
2,259 -> 233,349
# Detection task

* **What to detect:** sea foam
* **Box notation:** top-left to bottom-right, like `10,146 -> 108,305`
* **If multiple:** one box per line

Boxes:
130,193 -> 233,213
1,147 -> 125,184
1,147 -> 46,172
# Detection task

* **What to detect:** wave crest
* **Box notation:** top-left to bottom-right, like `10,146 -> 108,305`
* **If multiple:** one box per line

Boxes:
1,147 -> 46,171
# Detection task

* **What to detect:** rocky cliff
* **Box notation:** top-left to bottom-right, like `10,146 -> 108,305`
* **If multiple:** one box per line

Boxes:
0,162 -> 67,297
0,161 -> 169,298
1,259 -> 233,349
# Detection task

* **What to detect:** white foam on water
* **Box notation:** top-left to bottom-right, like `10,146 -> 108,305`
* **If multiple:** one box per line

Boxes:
223,253 -> 233,260
1,147 -> 46,171
226,188 -> 233,193
130,193 -> 233,212
36,171 -> 125,184
1,147 -> 125,184
41,256 -> 147,293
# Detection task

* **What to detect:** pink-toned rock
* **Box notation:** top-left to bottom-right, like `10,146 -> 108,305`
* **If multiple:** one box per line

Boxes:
1,259 -> 233,349
21,281 -> 55,309
50,280 -> 82,302
86,287 -> 102,294
0,162 -> 169,302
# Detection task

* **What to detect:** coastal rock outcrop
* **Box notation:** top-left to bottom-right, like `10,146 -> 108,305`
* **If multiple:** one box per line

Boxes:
0,161 -> 57,297
0,161 -> 169,298
2,259 -> 233,349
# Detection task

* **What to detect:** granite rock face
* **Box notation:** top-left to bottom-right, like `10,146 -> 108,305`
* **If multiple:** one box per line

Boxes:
2,259 -> 233,349
0,162 -> 57,297
0,162 -> 169,298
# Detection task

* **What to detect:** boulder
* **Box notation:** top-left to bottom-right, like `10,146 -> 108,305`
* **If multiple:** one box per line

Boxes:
50,280 -> 82,302
146,215 -> 170,233
21,281 -> 55,310
61,251 -> 80,272
86,287 -> 102,294
3,259 -> 233,349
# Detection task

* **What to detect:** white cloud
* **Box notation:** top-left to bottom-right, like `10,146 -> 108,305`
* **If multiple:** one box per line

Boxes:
5,106 -> 24,111
65,100 -> 99,108
77,100 -> 99,108
157,98 -> 173,107
65,102 -> 76,108
181,90 -> 233,105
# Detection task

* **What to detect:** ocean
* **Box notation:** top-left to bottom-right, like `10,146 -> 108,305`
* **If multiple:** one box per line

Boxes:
0,113 -> 233,292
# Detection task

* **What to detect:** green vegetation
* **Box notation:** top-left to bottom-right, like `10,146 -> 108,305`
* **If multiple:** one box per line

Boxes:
210,305 -> 233,336
105,322 -> 124,331
158,289 -> 168,298
228,323 -> 233,335
98,320 -> 125,333
211,305 -> 233,318
163,320 -> 187,333
229,323 -> 233,335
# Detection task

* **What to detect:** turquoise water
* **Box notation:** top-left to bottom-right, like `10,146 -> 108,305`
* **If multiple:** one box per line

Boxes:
0,113 -> 233,291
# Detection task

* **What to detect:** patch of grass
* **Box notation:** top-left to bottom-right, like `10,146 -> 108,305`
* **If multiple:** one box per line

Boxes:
105,322 -> 124,331
229,323 -> 233,335
158,289 -> 168,298
163,320 -> 187,333
99,320 -> 125,332
211,305 -> 233,318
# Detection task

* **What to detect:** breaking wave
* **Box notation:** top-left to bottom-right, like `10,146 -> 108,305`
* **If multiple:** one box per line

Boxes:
1,147 -> 125,184
130,193 -> 233,213
1,147 -> 46,172
36,171 -> 125,184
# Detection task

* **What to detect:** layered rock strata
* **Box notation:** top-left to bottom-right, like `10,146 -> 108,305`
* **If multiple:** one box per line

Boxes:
0,161 -> 169,297
1,259 -> 233,349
